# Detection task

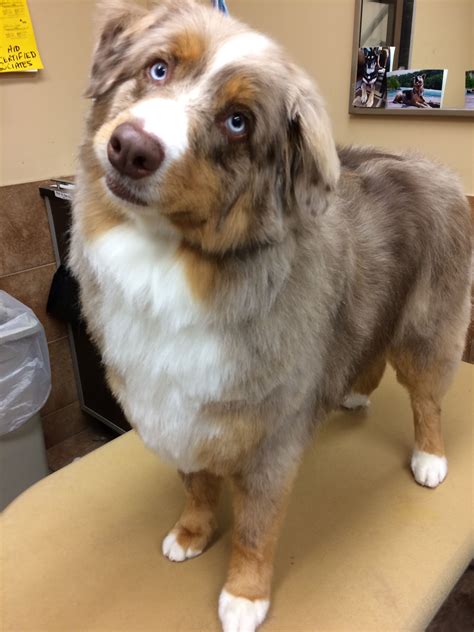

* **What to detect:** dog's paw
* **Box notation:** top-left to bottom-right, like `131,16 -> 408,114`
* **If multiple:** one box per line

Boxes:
162,530 -> 204,562
219,589 -> 269,632
411,450 -> 447,488
342,392 -> 370,410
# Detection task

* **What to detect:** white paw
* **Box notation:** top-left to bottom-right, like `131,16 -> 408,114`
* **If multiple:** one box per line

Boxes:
219,589 -> 269,632
161,531 -> 202,562
342,392 -> 370,410
411,450 -> 447,488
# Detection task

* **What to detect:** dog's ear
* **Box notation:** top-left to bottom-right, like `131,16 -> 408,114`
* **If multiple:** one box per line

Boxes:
85,0 -> 148,98
422,73 -> 426,79
285,78 -> 340,215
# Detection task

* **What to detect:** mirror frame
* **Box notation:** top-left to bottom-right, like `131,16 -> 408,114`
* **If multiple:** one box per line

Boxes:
348,0 -> 474,118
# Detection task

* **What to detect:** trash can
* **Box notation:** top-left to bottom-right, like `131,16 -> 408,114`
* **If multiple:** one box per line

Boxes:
0,291 -> 51,510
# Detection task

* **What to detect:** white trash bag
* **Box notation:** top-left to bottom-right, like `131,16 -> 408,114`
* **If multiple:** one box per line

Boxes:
0,291 -> 51,436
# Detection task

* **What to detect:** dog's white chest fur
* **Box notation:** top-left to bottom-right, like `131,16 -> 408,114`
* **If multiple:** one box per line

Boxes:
84,224 -> 234,472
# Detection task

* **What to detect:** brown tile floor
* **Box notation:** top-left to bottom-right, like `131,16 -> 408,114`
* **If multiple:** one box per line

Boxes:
46,415 -> 117,472
48,415 -> 472,630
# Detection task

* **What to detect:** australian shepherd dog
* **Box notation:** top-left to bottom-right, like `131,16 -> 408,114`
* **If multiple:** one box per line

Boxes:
70,1 -> 471,630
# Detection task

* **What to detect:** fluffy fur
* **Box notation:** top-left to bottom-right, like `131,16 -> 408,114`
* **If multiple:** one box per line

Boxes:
70,1 -> 472,630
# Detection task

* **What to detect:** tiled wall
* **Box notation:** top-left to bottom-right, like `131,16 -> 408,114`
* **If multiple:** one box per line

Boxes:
0,181 -> 88,448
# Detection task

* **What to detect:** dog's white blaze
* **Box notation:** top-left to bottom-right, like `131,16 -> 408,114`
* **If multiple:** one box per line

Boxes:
130,97 -> 189,166
85,224 -> 236,472
210,32 -> 272,75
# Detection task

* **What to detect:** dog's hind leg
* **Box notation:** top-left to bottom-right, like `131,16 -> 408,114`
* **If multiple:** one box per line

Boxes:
389,266 -> 470,488
389,299 -> 470,489
390,349 -> 452,488
162,470 -> 221,562
342,354 -> 386,409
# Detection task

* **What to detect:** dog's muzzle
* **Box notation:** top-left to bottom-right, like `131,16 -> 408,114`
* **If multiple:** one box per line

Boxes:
107,122 -> 165,179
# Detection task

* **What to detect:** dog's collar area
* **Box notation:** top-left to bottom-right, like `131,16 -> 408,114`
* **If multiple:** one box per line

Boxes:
180,235 -> 277,263
362,76 -> 378,85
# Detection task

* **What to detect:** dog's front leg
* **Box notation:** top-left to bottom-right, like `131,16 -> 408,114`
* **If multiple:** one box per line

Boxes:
219,463 -> 299,632
162,470 -> 221,561
414,98 -> 430,108
361,82 -> 368,104
366,87 -> 375,107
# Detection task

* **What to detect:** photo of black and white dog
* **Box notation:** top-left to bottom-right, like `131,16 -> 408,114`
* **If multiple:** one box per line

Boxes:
353,47 -> 391,108
361,47 -> 380,107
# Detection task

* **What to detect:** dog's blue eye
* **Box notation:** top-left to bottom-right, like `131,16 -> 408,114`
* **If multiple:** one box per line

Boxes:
225,113 -> 247,135
149,61 -> 168,82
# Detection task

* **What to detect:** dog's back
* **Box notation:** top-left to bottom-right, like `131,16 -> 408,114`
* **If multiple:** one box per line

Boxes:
285,145 -> 472,411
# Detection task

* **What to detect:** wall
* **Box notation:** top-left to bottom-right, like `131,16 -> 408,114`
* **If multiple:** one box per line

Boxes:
0,182 -> 89,450
0,0 -> 473,192
0,0 -> 95,186
0,1 -> 98,449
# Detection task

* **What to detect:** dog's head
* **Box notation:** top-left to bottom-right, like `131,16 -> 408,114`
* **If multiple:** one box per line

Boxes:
413,74 -> 425,89
81,0 -> 340,254
363,48 -> 379,72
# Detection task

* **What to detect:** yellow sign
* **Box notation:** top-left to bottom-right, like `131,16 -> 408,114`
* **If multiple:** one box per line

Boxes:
0,0 -> 43,72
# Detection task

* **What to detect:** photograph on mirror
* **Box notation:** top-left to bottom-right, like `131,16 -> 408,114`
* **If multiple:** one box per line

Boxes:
465,71 -> 474,109
387,69 -> 448,109
352,46 -> 393,108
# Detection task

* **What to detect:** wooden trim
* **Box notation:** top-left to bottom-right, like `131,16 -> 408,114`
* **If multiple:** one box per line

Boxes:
348,0 -> 363,116
350,107 -> 474,118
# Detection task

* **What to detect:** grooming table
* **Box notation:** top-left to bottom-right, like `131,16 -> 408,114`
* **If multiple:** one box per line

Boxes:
2,365 -> 473,631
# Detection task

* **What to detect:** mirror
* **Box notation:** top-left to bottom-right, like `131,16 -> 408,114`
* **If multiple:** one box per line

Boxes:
349,0 -> 474,116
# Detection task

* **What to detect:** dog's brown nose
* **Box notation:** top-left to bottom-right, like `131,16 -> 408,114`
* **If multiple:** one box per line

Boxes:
107,122 -> 164,179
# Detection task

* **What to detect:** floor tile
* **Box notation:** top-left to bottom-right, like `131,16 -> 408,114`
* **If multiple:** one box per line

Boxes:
46,420 -> 117,472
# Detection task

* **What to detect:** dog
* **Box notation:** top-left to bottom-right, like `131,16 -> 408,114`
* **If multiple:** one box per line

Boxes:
69,1 -> 472,630
360,47 -> 381,107
393,73 -> 431,108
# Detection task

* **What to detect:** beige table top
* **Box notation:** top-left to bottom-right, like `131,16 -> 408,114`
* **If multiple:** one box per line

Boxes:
1,365 -> 473,632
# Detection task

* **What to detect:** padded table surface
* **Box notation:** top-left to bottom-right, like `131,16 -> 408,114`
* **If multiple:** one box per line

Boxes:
1,365 -> 473,632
